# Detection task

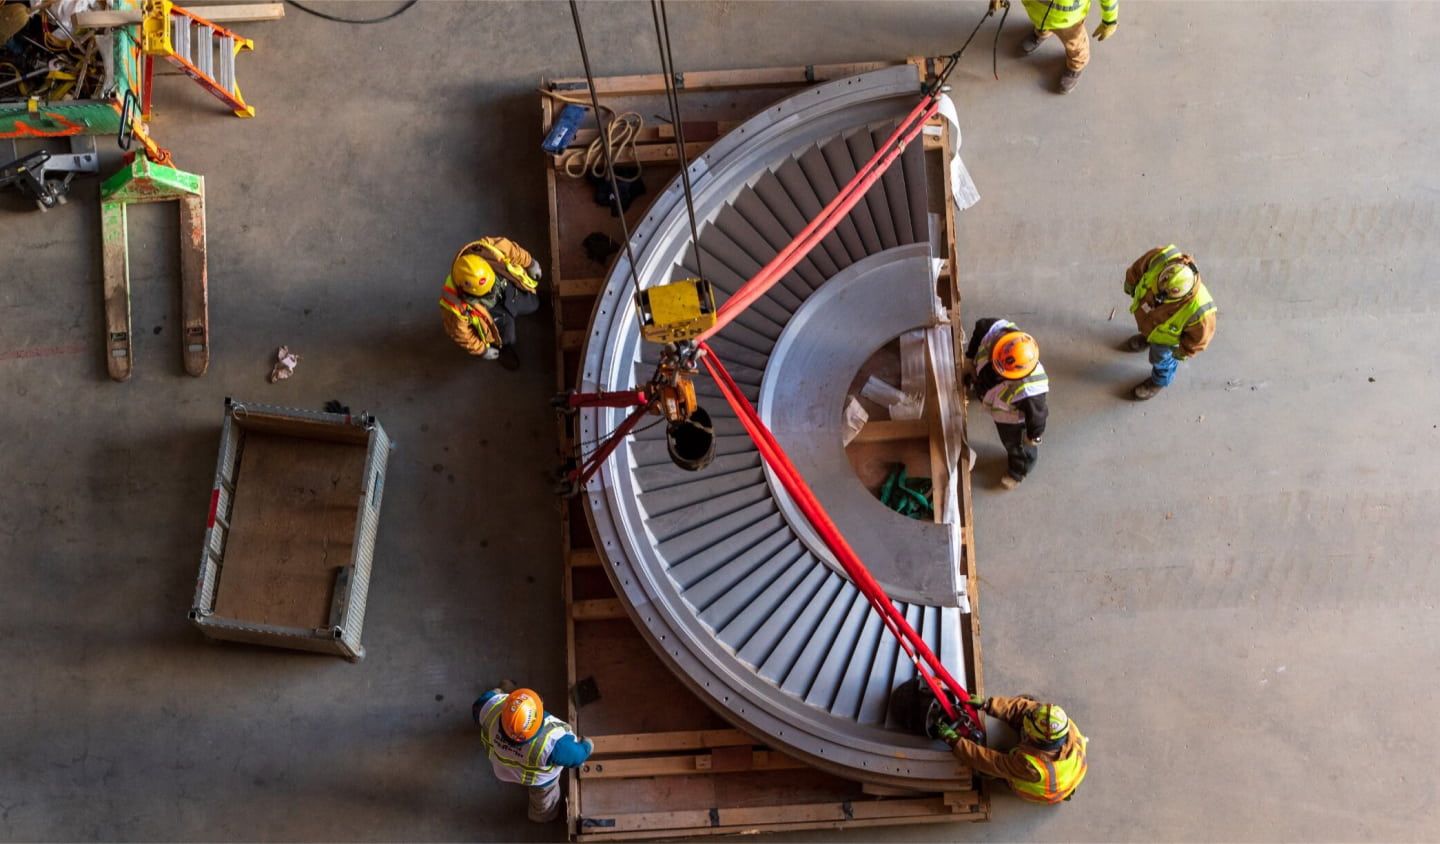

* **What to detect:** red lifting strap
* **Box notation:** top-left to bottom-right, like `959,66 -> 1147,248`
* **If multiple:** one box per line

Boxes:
696,95 -> 941,344
701,345 -> 981,730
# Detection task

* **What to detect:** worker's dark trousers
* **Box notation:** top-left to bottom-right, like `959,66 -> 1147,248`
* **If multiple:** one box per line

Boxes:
995,422 -> 1038,481
490,286 -> 540,347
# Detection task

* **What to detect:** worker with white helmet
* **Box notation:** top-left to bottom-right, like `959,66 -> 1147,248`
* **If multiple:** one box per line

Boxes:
1121,244 -> 1217,400
964,318 -> 1050,489
439,237 -> 543,369
472,685 -> 593,822
935,695 -> 1089,804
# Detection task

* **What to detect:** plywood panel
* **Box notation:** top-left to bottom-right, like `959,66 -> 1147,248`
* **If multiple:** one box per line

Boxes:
213,432 -> 365,628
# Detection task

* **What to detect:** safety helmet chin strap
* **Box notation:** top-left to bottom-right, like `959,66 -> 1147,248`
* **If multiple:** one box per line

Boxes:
1033,733 -> 1067,751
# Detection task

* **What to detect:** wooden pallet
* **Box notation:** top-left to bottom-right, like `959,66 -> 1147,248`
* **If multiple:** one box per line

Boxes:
541,58 -> 987,842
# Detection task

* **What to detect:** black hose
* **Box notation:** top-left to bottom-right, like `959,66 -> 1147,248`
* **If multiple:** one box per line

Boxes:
285,1 -> 417,25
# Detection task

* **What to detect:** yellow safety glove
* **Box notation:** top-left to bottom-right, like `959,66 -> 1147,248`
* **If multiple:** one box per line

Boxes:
934,721 -> 961,747
1094,20 -> 1117,41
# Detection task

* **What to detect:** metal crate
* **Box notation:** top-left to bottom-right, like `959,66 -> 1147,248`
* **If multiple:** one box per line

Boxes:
189,398 -> 392,661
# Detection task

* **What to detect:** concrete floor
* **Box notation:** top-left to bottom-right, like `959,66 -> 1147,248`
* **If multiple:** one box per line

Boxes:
2,1 -> 1437,840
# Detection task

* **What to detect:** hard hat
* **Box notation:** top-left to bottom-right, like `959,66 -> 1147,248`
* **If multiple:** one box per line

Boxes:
453,253 -> 497,297
1023,703 -> 1071,744
500,689 -> 543,741
1156,261 -> 1196,301
991,331 -> 1039,380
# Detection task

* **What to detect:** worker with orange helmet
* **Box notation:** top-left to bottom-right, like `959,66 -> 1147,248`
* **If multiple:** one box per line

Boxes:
472,685 -> 593,822
439,236 -> 543,370
935,694 -> 1088,804
964,318 -> 1049,489
1122,244 -> 1217,400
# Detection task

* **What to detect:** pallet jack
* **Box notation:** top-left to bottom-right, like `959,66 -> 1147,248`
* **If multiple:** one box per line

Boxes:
0,137 -> 99,211
554,277 -> 718,496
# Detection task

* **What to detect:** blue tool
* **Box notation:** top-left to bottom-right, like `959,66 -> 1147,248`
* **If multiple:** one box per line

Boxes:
542,104 -> 587,155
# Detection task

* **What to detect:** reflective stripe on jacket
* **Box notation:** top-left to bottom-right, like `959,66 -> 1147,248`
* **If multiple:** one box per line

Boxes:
1128,246 -> 1217,347
1022,0 -> 1108,31
1012,724 -> 1089,804
477,695 -> 569,786
439,276 -> 500,344
982,364 -> 1049,424
972,319 -> 1048,424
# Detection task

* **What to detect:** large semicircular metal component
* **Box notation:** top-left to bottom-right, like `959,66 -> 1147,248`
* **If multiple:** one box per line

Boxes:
577,66 -> 973,789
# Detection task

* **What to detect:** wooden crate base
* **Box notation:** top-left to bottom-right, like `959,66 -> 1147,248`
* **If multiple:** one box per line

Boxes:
542,58 -> 989,841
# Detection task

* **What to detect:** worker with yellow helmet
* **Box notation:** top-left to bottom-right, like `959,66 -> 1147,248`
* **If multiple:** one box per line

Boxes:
1121,244 -> 1217,400
964,318 -> 1050,489
439,236 -> 543,369
473,684 -> 593,822
935,695 -> 1088,804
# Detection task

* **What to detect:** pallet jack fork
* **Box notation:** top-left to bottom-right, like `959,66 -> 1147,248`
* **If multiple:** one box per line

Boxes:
99,154 -> 208,381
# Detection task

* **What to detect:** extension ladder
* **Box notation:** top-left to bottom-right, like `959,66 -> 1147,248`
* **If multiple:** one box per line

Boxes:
140,0 -> 255,118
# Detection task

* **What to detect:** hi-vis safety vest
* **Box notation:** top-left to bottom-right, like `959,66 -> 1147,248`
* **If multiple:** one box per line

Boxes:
1012,724 -> 1089,804
973,319 -> 1050,424
439,276 -> 499,345
1022,0 -> 1113,32
474,240 -> 539,294
477,695 -> 569,786
1129,245 -> 1216,348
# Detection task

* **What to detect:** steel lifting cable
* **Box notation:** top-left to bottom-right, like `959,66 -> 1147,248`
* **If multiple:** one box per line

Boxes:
650,0 -> 706,281
568,0 -> 646,306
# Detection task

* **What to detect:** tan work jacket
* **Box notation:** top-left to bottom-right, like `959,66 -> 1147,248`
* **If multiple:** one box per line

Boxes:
1124,247 -> 1217,358
949,695 -> 1086,785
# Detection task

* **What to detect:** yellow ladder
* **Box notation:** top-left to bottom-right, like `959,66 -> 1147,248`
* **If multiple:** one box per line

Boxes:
140,0 -> 255,118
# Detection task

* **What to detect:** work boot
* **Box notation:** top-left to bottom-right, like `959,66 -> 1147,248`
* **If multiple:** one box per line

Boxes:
1132,379 -> 1165,401
498,345 -> 521,371
1000,474 -> 1022,490
1124,334 -> 1149,352
1021,30 -> 1046,54
1059,68 -> 1084,94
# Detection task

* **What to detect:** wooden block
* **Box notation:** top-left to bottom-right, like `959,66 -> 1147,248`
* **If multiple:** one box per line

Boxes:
546,61 -> 894,97
578,749 -> 804,781
570,547 -> 602,569
590,729 -> 753,755
572,598 -> 625,621
76,2 -> 285,27
558,275 -> 605,298
849,418 -> 929,444
561,329 -> 587,351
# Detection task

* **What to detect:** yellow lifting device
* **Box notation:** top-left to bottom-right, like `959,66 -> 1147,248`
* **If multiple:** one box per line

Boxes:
636,277 -> 716,345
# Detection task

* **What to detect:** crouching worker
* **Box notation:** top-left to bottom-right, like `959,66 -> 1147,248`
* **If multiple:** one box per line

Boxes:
473,686 -> 593,822
936,695 -> 1088,804
440,236 -> 543,370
